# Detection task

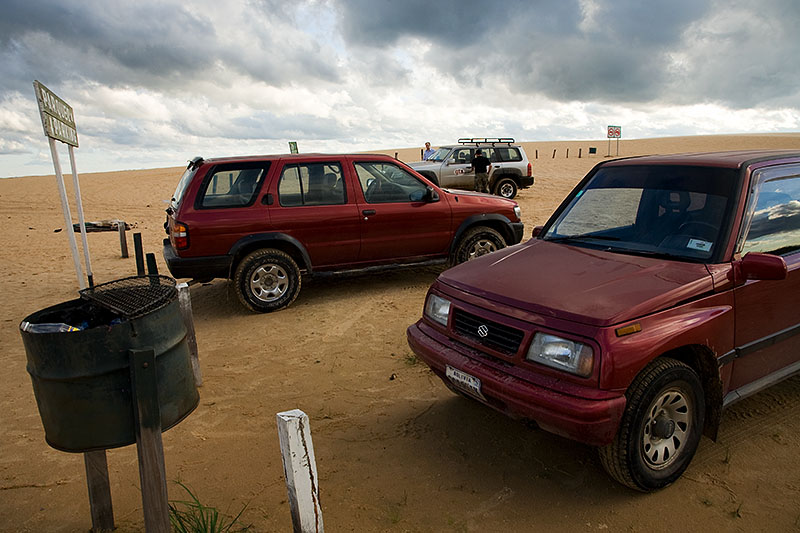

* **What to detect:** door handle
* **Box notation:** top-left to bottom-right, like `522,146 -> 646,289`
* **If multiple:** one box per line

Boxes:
362,209 -> 376,217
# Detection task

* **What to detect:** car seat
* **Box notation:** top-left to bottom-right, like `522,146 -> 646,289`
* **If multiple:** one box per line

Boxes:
230,169 -> 260,203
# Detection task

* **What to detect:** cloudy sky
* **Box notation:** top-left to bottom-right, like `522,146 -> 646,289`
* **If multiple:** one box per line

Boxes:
1,0 -> 799,178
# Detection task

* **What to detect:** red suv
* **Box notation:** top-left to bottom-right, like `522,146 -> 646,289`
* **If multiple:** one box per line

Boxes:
163,153 -> 523,312
407,150 -> 800,491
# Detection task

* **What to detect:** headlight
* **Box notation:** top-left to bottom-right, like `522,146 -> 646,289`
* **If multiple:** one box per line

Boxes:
424,294 -> 451,326
514,205 -> 521,220
525,333 -> 593,377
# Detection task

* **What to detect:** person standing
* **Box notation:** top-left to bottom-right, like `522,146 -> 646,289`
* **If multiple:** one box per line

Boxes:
470,149 -> 491,193
423,142 -> 435,160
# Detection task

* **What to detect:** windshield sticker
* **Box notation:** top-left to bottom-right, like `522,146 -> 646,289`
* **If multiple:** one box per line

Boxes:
575,190 -> 584,198
687,239 -> 712,252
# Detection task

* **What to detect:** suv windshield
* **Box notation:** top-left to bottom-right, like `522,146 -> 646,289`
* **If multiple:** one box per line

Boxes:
543,165 -> 739,262
426,147 -> 452,162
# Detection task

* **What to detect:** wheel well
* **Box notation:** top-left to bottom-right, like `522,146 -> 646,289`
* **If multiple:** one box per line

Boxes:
457,219 -> 514,247
492,173 -> 521,186
230,240 -> 309,278
654,345 -> 723,441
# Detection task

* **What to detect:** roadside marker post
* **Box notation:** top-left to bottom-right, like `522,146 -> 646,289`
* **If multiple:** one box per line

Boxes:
33,80 -> 94,288
607,125 -> 622,156
276,410 -> 324,533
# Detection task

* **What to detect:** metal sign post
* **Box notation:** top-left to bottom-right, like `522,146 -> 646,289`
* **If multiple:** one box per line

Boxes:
33,80 -> 93,288
607,125 -> 622,156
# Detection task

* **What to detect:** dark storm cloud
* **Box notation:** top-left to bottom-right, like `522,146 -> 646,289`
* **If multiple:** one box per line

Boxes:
336,0 -> 800,108
0,0 -> 340,95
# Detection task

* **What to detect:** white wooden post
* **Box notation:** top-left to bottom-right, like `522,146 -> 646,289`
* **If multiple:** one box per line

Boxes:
276,410 -> 323,533
176,282 -> 202,386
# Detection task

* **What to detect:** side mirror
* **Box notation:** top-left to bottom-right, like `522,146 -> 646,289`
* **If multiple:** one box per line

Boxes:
737,252 -> 787,281
531,225 -> 544,238
425,186 -> 439,202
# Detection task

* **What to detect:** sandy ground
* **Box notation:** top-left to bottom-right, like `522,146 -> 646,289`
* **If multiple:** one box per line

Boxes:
2,134 -> 800,532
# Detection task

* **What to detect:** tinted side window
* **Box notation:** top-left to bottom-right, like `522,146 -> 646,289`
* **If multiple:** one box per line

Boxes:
478,148 -> 496,162
197,165 -> 269,208
496,147 -> 522,162
741,167 -> 800,256
452,148 -> 473,163
278,162 -> 346,207
355,161 -> 429,204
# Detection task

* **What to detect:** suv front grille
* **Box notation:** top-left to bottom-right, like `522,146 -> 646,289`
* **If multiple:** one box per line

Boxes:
452,308 -> 524,356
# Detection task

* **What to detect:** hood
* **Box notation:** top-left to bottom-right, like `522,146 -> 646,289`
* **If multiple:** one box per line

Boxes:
408,160 -> 440,170
438,239 -> 714,327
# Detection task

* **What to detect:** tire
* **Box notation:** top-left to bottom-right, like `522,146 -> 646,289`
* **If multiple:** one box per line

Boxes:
493,177 -> 518,199
598,357 -> 705,492
451,226 -> 506,265
233,249 -> 301,312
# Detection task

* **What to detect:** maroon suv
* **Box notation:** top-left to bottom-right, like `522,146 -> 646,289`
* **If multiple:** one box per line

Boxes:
407,150 -> 800,491
163,153 -> 523,312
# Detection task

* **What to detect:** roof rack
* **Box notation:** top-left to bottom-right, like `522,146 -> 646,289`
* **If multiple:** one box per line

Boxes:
457,137 -> 515,146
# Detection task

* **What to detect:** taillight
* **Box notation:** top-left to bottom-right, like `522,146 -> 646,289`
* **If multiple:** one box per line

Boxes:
172,221 -> 189,250
527,163 -> 532,177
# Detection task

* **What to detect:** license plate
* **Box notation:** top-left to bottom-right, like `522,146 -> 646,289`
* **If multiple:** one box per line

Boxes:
446,365 -> 486,401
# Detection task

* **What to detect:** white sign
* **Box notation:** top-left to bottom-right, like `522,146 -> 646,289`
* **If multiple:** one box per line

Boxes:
607,125 -> 622,139
34,80 -> 79,147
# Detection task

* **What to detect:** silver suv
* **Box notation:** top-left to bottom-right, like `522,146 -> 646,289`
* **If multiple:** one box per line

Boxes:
409,138 -> 534,199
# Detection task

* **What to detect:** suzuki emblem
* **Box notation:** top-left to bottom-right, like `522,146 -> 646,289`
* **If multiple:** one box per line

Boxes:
477,324 -> 489,338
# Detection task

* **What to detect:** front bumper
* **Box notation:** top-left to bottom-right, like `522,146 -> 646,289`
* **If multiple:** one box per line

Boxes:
407,321 -> 626,446
162,238 -> 232,280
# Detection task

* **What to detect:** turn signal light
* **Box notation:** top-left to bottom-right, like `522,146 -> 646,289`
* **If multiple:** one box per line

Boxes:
615,323 -> 642,337
172,222 -> 189,250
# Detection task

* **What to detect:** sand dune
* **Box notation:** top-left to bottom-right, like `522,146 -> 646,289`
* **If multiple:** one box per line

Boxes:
1,133 -> 799,531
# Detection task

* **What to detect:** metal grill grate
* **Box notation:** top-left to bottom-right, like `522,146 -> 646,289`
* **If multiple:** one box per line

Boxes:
453,308 -> 525,356
79,275 -> 177,319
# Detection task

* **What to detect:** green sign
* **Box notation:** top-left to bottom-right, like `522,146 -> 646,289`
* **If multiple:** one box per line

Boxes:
33,80 -> 79,147
288,141 -> 298,154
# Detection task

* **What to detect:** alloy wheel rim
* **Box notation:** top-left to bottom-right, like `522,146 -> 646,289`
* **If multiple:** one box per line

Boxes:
499,183 -> 514,198
468,239 -> 497,260
641,387 -> 692,469
250,264 -> 288,302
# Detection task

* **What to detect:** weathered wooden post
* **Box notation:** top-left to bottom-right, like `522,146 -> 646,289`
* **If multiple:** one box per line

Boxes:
133,233 -> 145,276
118,220 -> 129,258
130,348 -> 170,533
84,450 -> 115,532
277,410 -> 323,533
177,282 -> 202,387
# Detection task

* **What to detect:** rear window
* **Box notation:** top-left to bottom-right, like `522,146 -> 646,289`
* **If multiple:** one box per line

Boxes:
171,166 -> 198,208
195,163 -> 271,209
495,147 -> 522,162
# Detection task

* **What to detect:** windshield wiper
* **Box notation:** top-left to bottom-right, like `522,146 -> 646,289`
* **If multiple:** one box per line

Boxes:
545,233 -> 621,243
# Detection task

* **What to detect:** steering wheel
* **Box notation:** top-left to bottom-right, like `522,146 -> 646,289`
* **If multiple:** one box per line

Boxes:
677,221 -> 718,240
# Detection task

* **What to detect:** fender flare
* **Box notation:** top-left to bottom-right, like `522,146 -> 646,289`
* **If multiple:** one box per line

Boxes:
449,214 -> 514,255
228,233 -> 313,275
490,170 -> 522,188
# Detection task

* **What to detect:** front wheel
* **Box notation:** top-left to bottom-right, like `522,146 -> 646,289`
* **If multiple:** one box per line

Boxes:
598,357 -> 705,491
451,226 -> 506,265
493,177 -> 518,199
233,249 -> 301,312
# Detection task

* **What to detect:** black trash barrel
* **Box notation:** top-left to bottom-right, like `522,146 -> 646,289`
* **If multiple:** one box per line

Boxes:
20,276 -> 199,453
